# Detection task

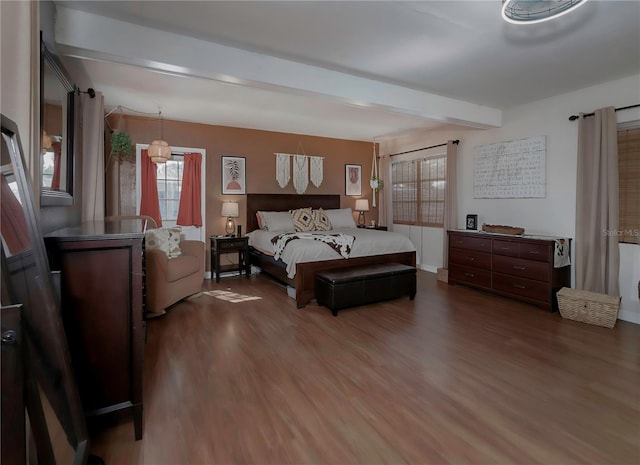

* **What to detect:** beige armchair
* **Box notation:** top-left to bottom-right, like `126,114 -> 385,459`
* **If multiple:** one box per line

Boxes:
145,240 -> 205,317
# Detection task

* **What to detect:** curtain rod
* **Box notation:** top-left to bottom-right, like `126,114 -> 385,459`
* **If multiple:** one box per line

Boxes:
568,103 -> 640,121
388,139 -> 459,158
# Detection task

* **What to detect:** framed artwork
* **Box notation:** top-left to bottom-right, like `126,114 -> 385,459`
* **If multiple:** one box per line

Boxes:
466,214 -> 478,230
345,164 -> 362,196
222,156 -> 246,194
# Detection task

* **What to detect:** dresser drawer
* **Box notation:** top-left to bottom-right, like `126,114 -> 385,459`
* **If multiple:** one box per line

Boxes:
493,254 -> 549,282
449,234 -> 491,253
493,273 -> 549,302
493,239 -> 550,262
449,265 -> 492,289
518,242 -> 551,262
493,239 -> 518,257
216,239 -> 247,250
449,248 -> 491,270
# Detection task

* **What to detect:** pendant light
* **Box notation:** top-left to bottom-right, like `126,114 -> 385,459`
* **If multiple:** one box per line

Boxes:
370,140 -> 379,207
148,109 -> 171,164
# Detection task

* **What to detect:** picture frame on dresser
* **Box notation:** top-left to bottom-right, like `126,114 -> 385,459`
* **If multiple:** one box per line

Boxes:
466,214 -> 478,230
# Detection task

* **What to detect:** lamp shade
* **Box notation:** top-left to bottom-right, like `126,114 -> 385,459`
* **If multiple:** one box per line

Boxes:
221,201 -> 239,218
148,140 -> 171,164
355,199 -> 370,212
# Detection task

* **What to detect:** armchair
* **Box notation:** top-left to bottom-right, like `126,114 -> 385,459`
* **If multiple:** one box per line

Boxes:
145,239 -> 205,317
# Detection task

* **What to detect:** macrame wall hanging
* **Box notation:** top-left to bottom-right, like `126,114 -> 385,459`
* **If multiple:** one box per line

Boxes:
293,154 -> 309,194
310,156 -> 323,188
274,142 -> 323,194
276,153 -> 290,188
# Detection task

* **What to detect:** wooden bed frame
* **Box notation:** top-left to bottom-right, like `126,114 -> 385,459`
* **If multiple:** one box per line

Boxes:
246,194 -> 417,308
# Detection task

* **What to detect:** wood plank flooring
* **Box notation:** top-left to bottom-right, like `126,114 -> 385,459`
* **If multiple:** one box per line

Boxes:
89,271 -> 640,464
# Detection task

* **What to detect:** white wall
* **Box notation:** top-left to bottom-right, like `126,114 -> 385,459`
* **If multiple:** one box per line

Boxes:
1,0 -> 38,182
382,74 -> 640,324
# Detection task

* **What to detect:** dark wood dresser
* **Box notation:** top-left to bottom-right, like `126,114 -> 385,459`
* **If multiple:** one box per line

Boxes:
45,220 -> 145,440
447,230 -> 571,311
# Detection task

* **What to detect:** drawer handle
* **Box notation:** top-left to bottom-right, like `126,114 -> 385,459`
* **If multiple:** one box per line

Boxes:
513,284 -> 526,289
499,247 -> 510,250
456,241 -> 463,245
467,257 -> 475,261
464,272 -> 475,278
513,265 -> 526,270
528,250 -> 540,254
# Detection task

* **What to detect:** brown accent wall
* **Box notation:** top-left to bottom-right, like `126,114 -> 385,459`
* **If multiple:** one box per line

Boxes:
107,115 -> 378,240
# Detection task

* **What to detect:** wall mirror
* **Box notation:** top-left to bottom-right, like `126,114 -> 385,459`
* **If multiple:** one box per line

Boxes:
40,37 -> 75,206
1,114 -> 88,464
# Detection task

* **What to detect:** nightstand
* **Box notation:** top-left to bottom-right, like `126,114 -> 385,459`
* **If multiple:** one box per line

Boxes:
210,236 -> 250,283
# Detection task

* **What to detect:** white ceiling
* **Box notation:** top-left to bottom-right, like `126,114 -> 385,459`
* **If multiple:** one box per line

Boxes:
54,0 -> 640,141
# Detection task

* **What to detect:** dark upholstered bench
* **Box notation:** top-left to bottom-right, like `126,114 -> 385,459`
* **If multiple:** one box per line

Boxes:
315,263 -> 417,316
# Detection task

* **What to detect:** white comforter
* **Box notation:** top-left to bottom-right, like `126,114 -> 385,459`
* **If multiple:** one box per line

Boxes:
247,227 -> 416,278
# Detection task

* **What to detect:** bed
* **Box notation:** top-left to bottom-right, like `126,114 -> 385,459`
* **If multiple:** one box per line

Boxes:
246,193 -> 416,308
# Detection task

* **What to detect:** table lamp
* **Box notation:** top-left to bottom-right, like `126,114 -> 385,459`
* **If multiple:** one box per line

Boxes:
355,199 -> 369,227
221,201 -> 239,236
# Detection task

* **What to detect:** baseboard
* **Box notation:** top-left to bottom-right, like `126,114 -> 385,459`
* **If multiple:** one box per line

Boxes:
618,309 -> 640,325
419,264 -> 438,274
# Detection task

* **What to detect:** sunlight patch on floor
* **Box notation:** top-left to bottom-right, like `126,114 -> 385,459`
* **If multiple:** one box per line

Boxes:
203,290 -> 262,303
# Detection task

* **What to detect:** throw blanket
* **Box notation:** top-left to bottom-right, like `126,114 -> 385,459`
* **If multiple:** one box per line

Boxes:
554,238 -> 571,268
271,232 -> 355,260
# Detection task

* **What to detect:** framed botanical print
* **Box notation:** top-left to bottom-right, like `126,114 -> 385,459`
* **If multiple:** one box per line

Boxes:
345,164 -> 362,196
222,156 -> 246,194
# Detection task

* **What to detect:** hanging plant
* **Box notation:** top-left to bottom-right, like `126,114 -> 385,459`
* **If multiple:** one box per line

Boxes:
370,176 -> 384,192
110,131 -> 133,161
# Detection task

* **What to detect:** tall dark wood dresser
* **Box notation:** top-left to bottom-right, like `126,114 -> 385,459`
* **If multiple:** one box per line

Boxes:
447,230 -> 571,312
45,219 -> 146,440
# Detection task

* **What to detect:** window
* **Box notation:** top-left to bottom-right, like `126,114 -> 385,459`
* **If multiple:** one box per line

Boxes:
156,154 -> 183,221
392,154 -> 446,227
618,126 -> 639,244
42,150 -> 54,188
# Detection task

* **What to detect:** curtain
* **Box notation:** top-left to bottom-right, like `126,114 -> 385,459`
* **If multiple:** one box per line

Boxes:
81,91 -> 105,221
379,153 -> 391,226
140,149 -> 163,227
176,152 -> 202,227
575,106 -> 620,295
50,141 -> 61,190
443,140 -> 458,267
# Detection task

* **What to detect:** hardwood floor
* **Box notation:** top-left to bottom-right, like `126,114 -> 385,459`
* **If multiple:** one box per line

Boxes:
89,271 -> 640,464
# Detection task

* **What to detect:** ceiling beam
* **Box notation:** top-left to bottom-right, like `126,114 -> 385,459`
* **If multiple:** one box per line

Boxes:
55,6 -> 502,129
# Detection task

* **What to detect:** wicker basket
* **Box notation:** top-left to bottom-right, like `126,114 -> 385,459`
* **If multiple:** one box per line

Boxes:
556,287 -> 621,328
482,224 -> 525,235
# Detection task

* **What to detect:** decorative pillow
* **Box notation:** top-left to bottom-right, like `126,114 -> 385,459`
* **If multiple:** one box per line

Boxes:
256,211 -> 265,230
145,227 -> 182,258
325,208 -> 357,229
260,211 -> 295,232
313,208 -> 332,231
291,207 -> 315,232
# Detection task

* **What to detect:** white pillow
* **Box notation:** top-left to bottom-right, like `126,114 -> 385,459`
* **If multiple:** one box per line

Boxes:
260,211 -> 295,232
325,208 -> 357,229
